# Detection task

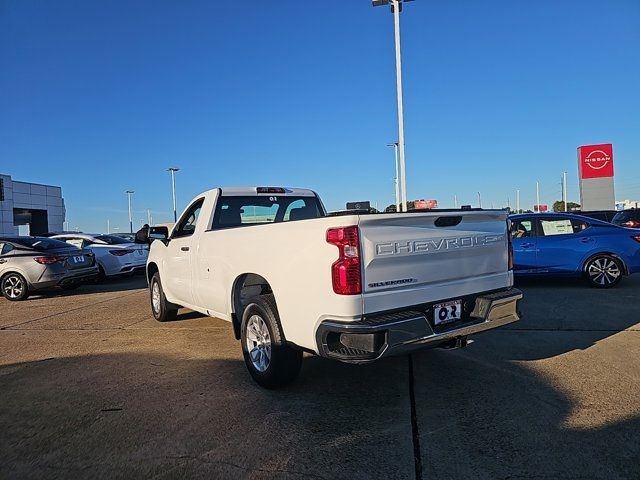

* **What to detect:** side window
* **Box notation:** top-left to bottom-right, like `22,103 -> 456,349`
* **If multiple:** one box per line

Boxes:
65,238 -> 84,249
173,198 -> 204,237
571,220 -> 589,233
539,219 -> 574,236
512,220 -> 534,238
240,204 -> 279,224
0,243 -> 13,255
283,198 -> 320,221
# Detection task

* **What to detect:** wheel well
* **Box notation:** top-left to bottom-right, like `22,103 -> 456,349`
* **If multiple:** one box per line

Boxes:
231,273 -> 273,340
147,262 -> 159,284
583,252 -> 628,275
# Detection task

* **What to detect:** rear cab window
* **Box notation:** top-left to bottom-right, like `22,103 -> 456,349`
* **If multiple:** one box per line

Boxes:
211,195 -> 323,229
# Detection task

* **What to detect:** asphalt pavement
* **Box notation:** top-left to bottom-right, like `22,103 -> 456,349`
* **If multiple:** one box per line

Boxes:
0,274 -> 638,479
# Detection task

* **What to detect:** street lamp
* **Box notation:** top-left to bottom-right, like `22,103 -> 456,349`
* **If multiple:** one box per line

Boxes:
125,190 -> 134,233
373,0 -> 414,213
477,191 -> 482,208
167,167 -> 180,222
387,142 -> 400,212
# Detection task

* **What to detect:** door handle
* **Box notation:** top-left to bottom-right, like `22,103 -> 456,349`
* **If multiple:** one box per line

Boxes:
580,237 -> 593,243
0,259 -> 6,264
521,243 -> 535,248
181,246 -> 190,252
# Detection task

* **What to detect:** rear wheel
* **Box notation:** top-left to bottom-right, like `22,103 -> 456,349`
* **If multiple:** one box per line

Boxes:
2,273 -> 29,301
240,294 -> 303,388
585,255 -> 623,288
150,273 -> 178,321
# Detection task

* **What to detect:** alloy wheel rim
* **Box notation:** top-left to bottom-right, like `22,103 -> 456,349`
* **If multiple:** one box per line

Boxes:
245,314 -> 272,372
3,276 -> 23,299
151,281 -> 161,313
588,258 -> 620,286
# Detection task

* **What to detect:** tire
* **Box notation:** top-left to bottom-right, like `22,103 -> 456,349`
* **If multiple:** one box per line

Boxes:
150,272 -> 178,321
95,264 -> 107,284
1,272 -> 30,301
585,255 -> 623,288
240,294 -> 303,389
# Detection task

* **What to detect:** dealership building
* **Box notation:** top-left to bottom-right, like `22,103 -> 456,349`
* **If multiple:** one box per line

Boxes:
0,174 -> 66,236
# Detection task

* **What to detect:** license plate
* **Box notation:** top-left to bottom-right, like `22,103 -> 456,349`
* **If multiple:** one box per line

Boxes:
71,255 -> 85,264
433,300 -> 462,325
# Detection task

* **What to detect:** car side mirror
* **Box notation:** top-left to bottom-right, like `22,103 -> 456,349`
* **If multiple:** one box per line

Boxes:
148,226 -> 169,242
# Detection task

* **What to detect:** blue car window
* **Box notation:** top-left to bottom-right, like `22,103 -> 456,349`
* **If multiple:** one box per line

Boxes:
540,219 -> 574,236
512,220 -> 533,238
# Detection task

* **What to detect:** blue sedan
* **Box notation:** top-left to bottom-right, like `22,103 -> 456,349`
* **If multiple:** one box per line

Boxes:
510,213 -> 640,288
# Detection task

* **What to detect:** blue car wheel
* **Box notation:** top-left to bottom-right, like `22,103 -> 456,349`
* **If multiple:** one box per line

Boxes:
585,255 -> 623,288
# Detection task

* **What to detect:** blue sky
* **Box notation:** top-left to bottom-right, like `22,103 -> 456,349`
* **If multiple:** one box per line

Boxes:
1,0 -> 639,232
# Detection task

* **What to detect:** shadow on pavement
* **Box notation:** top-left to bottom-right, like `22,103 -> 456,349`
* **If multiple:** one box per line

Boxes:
0,353 -> 414,480
27,275 -> 149,301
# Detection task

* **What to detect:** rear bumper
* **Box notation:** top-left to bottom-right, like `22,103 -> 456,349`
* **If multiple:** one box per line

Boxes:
316,288 -> 523,363
32,267 -> 100,290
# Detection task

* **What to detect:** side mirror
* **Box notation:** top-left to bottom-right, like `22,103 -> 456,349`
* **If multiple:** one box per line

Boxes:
148,226 -> 169,242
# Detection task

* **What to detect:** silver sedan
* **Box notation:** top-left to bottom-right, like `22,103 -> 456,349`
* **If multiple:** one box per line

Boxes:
0,236 -> 98,301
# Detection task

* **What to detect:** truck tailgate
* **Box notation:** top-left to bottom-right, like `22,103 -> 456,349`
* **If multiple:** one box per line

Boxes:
359,211 -> 512,313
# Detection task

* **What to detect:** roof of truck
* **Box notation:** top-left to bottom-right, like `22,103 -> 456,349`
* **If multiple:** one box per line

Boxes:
219,187 -> 317,196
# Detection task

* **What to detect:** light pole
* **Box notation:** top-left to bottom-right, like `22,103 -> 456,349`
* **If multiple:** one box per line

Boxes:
516,189 -> 520,213
477,191 -> 482,208
125,190 -> 134,233
536,181 -> 540,212
373,0 -> 413,212
454,194 -> 458,208
387,142 -> 400,212
168,167 -> 180,222
563,171 -> 568,212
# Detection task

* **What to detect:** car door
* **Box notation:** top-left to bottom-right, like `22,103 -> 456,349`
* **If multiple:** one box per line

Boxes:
535,217 -> 593,274
164,198 -> 205,306
511,218 -> 538,273
0,243 -> 11,275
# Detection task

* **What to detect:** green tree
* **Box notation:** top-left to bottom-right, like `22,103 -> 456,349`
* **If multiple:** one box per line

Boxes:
553,200 -> 580,212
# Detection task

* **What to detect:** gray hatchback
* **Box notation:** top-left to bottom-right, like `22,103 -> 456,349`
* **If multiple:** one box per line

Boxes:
0,236 -> 99,301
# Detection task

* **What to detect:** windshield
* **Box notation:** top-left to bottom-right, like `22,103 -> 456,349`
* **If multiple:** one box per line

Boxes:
95,235 -> 131,245
13,237 -> 76,251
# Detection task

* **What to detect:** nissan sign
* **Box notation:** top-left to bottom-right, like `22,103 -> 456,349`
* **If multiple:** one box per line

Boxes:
578,144 -> 613,179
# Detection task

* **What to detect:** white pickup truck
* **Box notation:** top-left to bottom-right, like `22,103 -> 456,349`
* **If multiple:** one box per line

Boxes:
146,187 -> 522,388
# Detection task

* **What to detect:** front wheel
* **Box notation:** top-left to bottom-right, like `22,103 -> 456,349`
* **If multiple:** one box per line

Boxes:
585,255 -> 623,288
150,273 -> 178,321
2,272 -> 29,301
241,294 -> 302,389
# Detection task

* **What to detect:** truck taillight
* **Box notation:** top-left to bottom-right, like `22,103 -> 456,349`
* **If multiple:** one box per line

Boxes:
326,226 -> 362,295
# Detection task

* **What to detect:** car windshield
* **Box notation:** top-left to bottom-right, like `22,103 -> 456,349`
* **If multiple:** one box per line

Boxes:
94,235 -> 131,245
12,237 -> 75,251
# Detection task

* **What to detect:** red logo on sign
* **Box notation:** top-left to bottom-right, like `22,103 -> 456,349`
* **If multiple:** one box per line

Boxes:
578,144 -> 614,179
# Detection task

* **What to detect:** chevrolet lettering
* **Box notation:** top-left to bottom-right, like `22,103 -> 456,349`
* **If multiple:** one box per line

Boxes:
375,234 -> 505,257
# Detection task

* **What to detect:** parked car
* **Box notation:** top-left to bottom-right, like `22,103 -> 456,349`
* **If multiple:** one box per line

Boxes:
0,236 -> 98,301
146,186 -> 522,388
52,233 -> 148,280
612,209 -> 640,229
575,210 -> 618,223
510,213 -> 640,288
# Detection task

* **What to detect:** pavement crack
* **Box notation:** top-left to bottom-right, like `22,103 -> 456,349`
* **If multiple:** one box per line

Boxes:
408,354 -> 423,480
